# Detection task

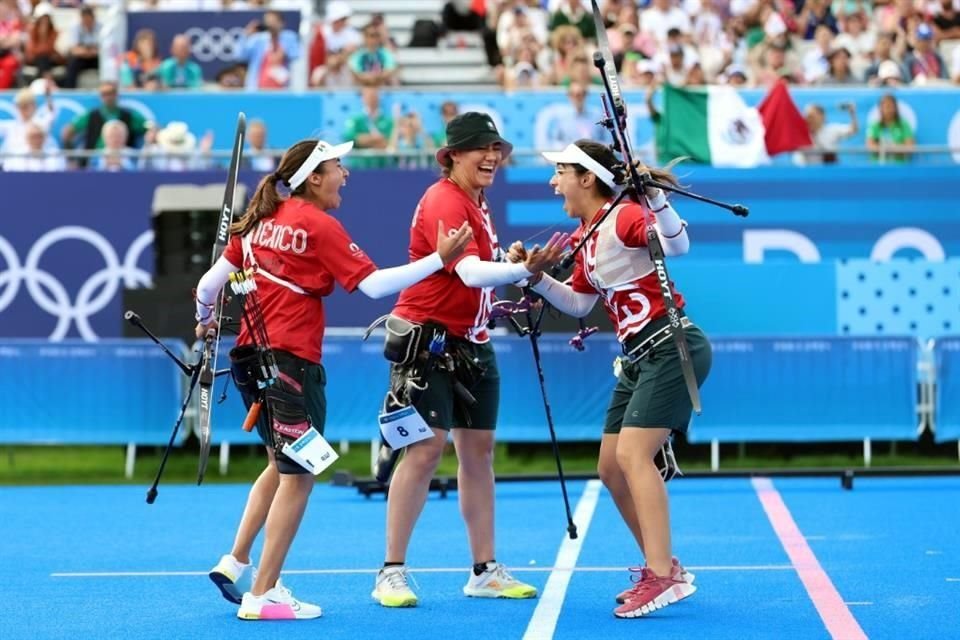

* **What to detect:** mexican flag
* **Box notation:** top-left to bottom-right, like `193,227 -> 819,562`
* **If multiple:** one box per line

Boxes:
655,80 -> 811,167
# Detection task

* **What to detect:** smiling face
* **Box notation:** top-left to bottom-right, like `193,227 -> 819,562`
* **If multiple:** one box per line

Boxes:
449,143 -> 503,192
308,157 -> 350,210
549,164 -> 593,219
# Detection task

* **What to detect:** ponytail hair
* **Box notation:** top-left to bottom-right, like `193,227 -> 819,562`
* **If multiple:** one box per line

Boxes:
230,139 -> 323,237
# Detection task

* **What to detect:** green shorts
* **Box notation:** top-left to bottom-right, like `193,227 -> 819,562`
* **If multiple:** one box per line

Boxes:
410,341 -> 500,430
604,322 -> 712,435
236,350 -> 327,475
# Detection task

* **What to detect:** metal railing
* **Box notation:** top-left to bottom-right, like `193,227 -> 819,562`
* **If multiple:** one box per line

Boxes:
0,145 -> 959,169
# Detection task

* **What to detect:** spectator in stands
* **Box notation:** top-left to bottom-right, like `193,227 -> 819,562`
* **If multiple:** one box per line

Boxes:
933,0 -> 960,40
388,105 -> 435,169
796,0 -> 838,39
156,34 -> 203,89
721,62 -> 750,86
63,6 -> 99,88
864,32 -> 909,85
832,10 -> 875,68
497,1 -> 548,56
62,82 -> 148,167
561,51 -> 603,87
802,24 -> 835,84
537,81 -> 606,149
866,93 -> 915,163
369,12 -> 398,51
0,0 -> 23,89
793,101 -> 859,165
91,120 -> 136,172
753,39 -> 803,84
119,28 -> 162,89
216,63 -> 246,89
321,0 -> 361,55
244,118 -> 275,172
140,120 -> 213,171
23,4 -> 64,84
238,10 -> 300,90
903,23 -> 948,82
624,57 -> 659,87
659,42 -> 696,85
312,46 -> 353,87
432,100 -> 459,147
639,0 -> 691,49
549,0 -> 596,41
503,39 -> 544,88
2,122 -> 64,171
342,86 -> 393,169
545,24 -> 584,85
820,45 -> 862,84
309,1 -> 359,87
348,22 -> 399,87
0,85 -> 56,163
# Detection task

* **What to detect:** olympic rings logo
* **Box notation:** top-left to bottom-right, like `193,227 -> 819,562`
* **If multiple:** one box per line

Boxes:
0,227 -> 153,341
184,26 -> 247,63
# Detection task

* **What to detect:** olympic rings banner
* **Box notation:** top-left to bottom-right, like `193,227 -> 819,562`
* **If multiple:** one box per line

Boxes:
0,167 -> 958,342
125,10 -> 301,81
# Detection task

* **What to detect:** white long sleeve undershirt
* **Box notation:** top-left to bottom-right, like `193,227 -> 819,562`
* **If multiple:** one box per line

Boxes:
454,255 -> 533,287
646,189 -> 690,256
194,252 -> 447,322
530,273 -> 599,318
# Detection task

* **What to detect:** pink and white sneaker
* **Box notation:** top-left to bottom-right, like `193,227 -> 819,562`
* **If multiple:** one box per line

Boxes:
613,566 -> 696,618
615,557 -> 695,604
237,580 -> 322,620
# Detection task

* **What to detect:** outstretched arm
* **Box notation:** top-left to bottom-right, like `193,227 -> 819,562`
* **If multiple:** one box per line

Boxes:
358,220 -> 473,299
530,274 -> 599,318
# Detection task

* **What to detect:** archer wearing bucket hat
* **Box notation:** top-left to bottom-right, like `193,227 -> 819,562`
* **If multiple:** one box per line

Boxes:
371,112 -> 569,608
434,111 -> 514,166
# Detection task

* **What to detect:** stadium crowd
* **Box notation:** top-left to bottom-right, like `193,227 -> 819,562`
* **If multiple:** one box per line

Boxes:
0,0 -> 957,171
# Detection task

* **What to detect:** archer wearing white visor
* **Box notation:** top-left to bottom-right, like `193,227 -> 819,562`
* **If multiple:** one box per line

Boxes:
196,137 -> 473,620
509,138 -> 712,619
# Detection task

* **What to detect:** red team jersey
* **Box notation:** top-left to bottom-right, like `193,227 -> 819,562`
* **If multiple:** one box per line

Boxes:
223,198 -> 377,363
570,200 -> 685,343
392,179 -> 502,343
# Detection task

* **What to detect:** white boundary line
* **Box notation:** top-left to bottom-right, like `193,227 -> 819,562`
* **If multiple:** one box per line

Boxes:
522,479 -> 602,640
49,564 -> 794,579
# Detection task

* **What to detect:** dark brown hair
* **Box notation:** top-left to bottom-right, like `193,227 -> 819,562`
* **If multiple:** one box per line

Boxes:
230,139 -> 322,236
568,139 -> 682,200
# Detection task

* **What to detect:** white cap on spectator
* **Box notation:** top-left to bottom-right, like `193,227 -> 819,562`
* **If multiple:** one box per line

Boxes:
764,12 -> 787,38
156,122 -> 197,153
33,1 -> 53,18
636,59 -> 658,75
326,1 -> 352,24
877,60 -> 901,81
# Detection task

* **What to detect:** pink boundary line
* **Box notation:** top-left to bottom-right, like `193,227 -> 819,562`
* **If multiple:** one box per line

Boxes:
751,477 -> 867,640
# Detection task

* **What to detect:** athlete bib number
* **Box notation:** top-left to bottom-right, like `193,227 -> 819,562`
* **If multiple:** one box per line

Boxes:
378,406 -> 434,449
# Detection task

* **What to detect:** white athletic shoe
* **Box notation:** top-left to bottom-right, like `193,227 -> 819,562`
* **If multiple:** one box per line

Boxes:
209,554 -> 255,604
463,562 -> 537,599
237,579 -> 322,620
372,566 -> 419,607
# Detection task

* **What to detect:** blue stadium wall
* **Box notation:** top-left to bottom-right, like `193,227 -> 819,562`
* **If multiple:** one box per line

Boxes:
0,165 -> 957,341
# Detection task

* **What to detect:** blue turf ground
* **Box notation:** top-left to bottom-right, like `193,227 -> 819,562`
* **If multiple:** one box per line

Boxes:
2,477 -> 958,639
